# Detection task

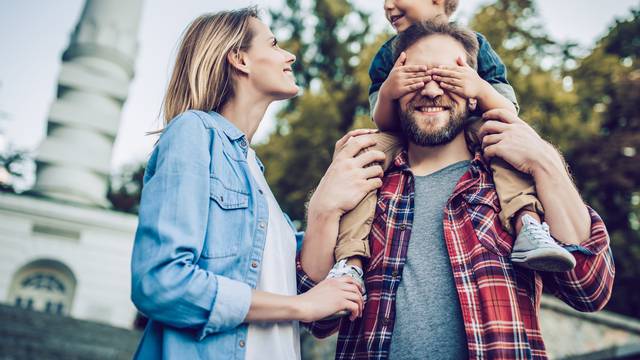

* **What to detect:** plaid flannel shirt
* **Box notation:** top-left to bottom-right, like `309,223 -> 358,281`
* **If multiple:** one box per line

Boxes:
297,150 -> 615,360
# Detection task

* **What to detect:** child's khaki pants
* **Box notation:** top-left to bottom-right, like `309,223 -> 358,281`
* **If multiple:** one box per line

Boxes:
334,120 -> 544,262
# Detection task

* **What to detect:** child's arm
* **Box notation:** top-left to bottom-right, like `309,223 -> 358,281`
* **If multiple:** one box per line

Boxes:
372,52 -> 429,131
428,56 -> 517,114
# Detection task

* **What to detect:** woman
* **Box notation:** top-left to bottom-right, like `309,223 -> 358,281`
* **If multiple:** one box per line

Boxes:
130,7 -> 385,359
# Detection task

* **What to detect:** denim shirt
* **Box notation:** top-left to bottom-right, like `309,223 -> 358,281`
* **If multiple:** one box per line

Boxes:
131,110 -> 304,359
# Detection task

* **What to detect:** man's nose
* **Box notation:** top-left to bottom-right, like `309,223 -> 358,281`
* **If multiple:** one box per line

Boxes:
420,79 -> 444,99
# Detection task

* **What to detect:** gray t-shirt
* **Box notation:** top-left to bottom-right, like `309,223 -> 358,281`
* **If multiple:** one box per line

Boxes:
388,160 -> 470,360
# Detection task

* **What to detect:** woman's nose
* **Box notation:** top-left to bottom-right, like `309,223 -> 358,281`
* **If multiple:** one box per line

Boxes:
384,0 -> 395,11
286,51 -> 296,64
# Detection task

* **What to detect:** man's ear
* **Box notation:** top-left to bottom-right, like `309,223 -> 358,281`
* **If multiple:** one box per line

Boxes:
227,50 -> 250,76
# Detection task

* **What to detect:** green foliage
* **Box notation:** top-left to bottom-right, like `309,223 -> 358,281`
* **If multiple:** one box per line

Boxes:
568,9 -> 640,318
256,0 -> 383,221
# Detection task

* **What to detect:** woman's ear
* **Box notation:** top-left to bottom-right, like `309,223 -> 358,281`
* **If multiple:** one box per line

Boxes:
227,50 -> 250,76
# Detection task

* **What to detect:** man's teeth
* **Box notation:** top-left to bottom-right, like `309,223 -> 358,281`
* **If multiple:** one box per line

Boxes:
418,106 -> 445,112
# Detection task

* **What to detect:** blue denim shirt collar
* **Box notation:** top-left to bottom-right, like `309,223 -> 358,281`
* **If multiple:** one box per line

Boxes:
207,111 -> 246,141
207,111 -> 265,173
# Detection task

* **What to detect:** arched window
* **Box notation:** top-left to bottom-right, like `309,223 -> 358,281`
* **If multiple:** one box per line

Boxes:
8,259 -> 76,316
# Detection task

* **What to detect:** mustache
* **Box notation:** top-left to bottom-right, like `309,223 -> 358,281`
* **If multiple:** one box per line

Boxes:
408,96 -> 455,110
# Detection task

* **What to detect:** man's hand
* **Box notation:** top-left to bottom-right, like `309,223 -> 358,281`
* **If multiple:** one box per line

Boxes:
380,52 -> 431,100
310,130 -> 385,218
478,109 -> 561,176
428,56 -> 487,100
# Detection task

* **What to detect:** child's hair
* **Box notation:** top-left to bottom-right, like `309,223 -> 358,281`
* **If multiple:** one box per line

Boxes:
393,20 -> 479,70
160,6 -> 259,127
444,0 -> 460,16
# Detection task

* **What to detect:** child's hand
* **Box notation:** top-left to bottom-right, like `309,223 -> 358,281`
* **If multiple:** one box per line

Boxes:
428,56 -> 487,99
380,52 -> 430,100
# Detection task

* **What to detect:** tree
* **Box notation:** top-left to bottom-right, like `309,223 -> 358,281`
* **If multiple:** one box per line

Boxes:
567,9 -> 640,318
256,0 -> 384,221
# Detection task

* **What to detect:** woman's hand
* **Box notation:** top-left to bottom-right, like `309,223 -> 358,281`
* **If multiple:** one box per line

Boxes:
310,130 -> 386,218
296,276 -> 364,322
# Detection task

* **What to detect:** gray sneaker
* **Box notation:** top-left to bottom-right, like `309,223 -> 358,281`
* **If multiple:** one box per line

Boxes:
510,214 -> 576,272
322,259 -> 366,320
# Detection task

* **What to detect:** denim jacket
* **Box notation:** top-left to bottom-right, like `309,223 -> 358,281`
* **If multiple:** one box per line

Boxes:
131,110 -> 304,359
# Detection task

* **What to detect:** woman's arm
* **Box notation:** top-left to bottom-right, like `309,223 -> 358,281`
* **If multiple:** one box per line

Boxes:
131,112 -> 253,339
245,275 -> 364,323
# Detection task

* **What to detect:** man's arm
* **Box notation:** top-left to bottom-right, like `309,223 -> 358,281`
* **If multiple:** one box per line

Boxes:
479,109 -> 614,311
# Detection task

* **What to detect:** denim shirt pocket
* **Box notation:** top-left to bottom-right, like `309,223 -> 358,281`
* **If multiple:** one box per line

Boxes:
463,188 -> 513,257
202,176 -> 249,259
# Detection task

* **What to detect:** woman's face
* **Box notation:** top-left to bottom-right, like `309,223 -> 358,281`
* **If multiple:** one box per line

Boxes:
243,18 -> 298,100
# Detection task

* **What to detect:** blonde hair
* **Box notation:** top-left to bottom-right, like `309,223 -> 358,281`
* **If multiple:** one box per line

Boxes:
159,7 -> 259,129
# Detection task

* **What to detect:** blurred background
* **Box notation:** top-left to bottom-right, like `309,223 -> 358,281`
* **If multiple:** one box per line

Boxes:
0,0 -> 638,359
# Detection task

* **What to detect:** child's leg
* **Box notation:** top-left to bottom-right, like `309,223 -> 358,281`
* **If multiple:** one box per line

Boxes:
465,118 -> 543,233
466,118 -> 575,272
335,132 -> 403,265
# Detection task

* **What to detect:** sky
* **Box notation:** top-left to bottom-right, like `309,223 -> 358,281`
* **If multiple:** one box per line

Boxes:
0,0 -> 638,172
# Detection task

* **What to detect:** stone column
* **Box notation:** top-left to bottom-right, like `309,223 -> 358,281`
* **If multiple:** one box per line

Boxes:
32,0 -> 144,207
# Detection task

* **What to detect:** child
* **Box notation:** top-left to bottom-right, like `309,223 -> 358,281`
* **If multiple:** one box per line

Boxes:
325,0 -> 576,316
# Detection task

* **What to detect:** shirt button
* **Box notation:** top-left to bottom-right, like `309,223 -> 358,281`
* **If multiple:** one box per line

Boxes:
382,317 -> 390,325
251,261 -> 258,269
239,340 -> 245,348
391,271 -> 398,277
240,139 -> 247,147
399,224 -> 406,231
259,222 -> 266,229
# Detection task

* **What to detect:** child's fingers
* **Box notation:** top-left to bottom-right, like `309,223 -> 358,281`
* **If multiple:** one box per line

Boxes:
440,82 -> 464,94
393,51 -> 407,68
400,64 -> 428,73
402,81 -> 426,94
404,71 -> 429,79
434,76 -> 463,87
428,68 -> 462,78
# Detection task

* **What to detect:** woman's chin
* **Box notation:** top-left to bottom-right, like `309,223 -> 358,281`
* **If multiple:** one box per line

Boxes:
272,86 -> 300,101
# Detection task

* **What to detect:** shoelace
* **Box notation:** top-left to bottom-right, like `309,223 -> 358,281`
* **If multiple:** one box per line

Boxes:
526,222 -> 553,246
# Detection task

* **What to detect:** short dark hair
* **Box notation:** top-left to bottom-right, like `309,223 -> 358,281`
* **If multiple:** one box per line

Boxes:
444,0 -> 459,16
393,20 -> 479,70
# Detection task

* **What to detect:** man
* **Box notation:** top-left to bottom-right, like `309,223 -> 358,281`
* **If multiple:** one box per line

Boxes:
297,21 -> 614,359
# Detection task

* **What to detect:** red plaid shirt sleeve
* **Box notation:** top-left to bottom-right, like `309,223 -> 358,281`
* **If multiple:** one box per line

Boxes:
541,206 -> 615,312
295,256 -> 342,338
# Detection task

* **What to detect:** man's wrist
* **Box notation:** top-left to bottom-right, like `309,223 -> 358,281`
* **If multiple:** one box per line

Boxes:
308,194 -> 342,224
531,143 -> 567,181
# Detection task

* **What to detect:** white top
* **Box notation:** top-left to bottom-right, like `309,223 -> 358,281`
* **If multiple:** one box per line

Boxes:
245,148 -> 301,360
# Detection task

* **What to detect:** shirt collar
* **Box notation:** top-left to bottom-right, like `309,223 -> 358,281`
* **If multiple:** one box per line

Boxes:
387,148 -> 494,194
207,111 -> 246,141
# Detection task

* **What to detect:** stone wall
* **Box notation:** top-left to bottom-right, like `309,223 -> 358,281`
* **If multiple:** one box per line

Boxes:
0,304 -> 141,360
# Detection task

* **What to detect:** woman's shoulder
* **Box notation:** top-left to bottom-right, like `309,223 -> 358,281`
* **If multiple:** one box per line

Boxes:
164,110 -> 217,133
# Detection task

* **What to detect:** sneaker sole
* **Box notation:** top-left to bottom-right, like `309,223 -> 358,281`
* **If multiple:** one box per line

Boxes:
511,248 -> 576,272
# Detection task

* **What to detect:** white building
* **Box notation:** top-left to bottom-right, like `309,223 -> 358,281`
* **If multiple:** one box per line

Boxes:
0,0 -> 143,330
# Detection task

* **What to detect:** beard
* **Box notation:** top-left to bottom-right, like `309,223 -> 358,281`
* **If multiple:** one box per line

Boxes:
399,95 -> 468,146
